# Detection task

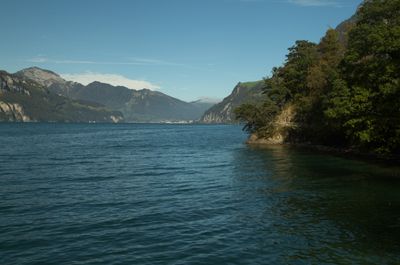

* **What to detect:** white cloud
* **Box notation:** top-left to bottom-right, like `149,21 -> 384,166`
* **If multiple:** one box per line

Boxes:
27,57 -> 143,65
27,56 -> 184,67
27,57 -> 48,63
129,57 -> 185,66
61,72 -> 160,90
288,0 -> 340,6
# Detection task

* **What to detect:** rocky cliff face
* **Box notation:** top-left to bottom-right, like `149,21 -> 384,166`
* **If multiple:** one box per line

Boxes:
0,71 -> 31,95
0,101 -> 31,122
200,80 -> 265,123
0,72 -> 32,121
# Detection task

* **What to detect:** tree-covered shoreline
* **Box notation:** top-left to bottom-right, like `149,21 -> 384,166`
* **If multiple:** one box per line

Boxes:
236,0 -> 400,156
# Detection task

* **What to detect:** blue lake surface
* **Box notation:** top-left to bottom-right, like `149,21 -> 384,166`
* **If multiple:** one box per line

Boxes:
1,123 -> 400,264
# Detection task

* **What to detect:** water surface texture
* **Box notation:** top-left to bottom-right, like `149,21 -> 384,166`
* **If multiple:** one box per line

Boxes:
1,123 -> 400,264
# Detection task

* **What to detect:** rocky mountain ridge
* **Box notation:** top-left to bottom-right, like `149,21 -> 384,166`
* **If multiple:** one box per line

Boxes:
0,70 -> 123,122
16,67 -> 214,122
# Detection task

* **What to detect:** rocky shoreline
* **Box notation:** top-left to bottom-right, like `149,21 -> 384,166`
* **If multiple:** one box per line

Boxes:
246,133 -> 400,163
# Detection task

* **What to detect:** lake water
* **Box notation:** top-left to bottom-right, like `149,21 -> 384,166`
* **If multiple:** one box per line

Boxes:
1,123 -> 400,264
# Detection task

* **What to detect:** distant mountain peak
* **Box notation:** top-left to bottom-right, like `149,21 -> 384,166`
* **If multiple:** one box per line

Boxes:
191,97 -> 221,104
87,81 -> 143,91
19,66 -> 61,77
87,81 -> 110,86
16,66 -> 65,87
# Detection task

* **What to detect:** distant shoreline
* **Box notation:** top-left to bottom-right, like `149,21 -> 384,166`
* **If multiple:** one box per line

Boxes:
0,121 -> 237,125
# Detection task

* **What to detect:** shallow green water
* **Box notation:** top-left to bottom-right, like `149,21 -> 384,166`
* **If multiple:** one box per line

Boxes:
1,123 -> 399,264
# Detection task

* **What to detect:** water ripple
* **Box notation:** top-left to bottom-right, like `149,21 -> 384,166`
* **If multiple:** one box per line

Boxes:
1,124 -> 400,264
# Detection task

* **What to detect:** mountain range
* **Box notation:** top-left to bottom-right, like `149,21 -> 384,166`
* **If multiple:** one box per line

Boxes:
1,67 -> 217,123
0,66 -> 269,123
0,70 -> 123,123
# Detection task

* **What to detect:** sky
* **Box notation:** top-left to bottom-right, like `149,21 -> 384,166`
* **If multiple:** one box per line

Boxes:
0,0 -> 362,102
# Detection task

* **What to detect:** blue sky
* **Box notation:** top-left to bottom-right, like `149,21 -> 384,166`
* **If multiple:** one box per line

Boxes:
0,0 -> 361,102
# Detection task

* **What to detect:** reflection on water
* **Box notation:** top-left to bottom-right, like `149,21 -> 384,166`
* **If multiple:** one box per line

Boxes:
233,145 -> 400,264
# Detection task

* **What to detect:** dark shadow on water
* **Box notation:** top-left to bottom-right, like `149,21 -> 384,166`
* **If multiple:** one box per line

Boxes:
232,144 -> 400,264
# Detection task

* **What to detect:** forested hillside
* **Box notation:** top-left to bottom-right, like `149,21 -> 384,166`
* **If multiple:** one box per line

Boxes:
235,0 -> 400,155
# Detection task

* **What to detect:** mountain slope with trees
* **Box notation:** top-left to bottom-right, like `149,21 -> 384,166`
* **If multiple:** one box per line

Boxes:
200,81 -> 265,123
235,0 -> 400,155
0,71 -> 123,122
17,67 -> 213,122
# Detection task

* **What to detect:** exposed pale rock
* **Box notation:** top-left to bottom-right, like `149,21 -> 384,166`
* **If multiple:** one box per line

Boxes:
110,115 -> 123,123
17,67 -> 65,87
246,133 -> 284,145
0,101 -> 31,121
246,104 -> 295,145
